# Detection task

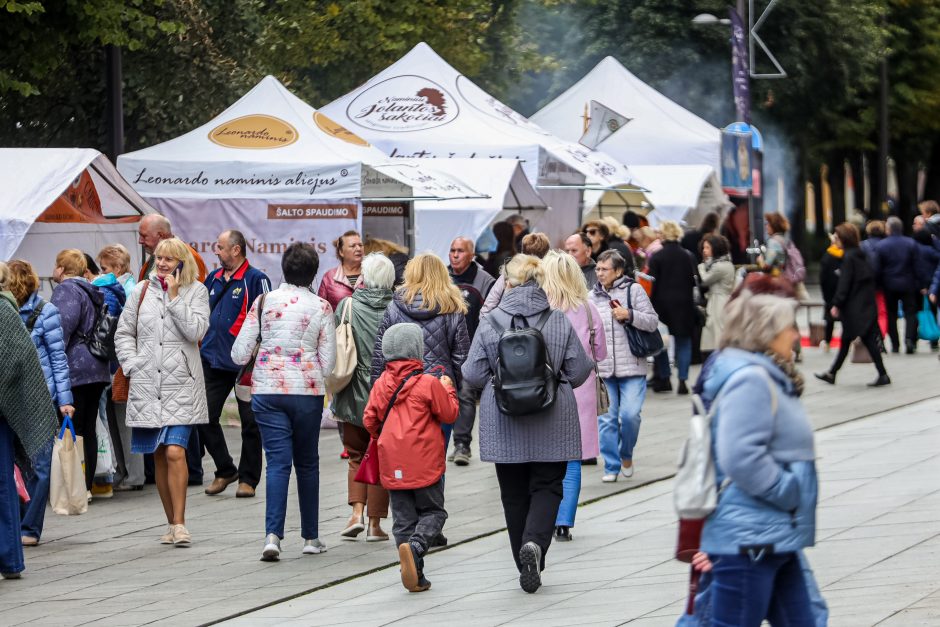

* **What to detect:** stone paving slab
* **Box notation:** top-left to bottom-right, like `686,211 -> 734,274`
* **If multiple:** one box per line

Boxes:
3,342 -> 939,625
225,397 -> 940,627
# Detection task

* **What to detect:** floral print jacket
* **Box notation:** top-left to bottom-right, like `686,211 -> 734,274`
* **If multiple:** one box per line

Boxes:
231,284 -> 336,396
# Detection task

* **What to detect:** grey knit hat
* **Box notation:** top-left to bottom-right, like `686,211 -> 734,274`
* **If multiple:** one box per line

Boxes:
382,322 -> 424,362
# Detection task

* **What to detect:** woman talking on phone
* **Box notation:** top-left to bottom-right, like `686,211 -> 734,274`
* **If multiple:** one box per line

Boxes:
115,237 -> 210,547
589,250 -> 659,483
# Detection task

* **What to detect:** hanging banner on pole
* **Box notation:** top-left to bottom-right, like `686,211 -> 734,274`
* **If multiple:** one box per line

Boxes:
721,129 -> 753,195
730,8 -> 751,124
579,101 -> 631,150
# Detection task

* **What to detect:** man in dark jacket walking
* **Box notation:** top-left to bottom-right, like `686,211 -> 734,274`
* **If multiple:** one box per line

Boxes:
200,230 -> 270,497
873,217 -> 920,353
448,237 -> 494,466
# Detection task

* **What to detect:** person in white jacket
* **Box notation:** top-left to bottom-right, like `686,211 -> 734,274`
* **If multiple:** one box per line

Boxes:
588,250 -> 659,483
114,237 -> 210,547
232,242 -> 336,562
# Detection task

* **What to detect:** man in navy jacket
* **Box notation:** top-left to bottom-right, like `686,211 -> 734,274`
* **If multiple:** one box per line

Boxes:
200,230 -> 270,497
873,217 -> 920,353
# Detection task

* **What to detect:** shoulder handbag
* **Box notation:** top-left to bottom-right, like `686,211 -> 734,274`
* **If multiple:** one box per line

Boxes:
585,304 -> 609,415
624,281 -> 665,358
354,369 -> 423,486
112,282 -> 150,402
326,297 -> 357,394
234,293 -> 267,402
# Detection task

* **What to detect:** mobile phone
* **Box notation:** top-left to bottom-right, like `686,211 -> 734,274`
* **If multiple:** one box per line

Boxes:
610,299 -> 622,309
174,262 -> 184,276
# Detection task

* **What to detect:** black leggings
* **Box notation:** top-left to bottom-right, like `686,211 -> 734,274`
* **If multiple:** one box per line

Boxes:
829,324 -> 887,377
70,382 -> 108,491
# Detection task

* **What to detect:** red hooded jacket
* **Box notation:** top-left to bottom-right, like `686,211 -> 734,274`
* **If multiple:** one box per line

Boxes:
363,358 -> 458,490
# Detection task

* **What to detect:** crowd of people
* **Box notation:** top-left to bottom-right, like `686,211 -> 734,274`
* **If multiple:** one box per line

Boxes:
3,200 -> 938,619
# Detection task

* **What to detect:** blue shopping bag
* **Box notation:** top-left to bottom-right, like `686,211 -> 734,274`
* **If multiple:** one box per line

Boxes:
917,296 -> 940,342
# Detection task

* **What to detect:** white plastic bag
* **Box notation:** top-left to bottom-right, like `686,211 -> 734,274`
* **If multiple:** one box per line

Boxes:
96,412 -> 115,476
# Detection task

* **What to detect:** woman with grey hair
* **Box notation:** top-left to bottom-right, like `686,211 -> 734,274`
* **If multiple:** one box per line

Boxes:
332,253 -> 396,541
463,254 -> 593,594
695,284 -> 819,624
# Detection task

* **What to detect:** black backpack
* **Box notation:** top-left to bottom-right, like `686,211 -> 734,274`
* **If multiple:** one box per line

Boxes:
81,300 -> 119,362
488,308 -> 558,416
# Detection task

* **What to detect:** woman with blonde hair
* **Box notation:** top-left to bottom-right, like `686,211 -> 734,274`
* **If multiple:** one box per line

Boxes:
97,244 -> 136,296
50,248 -> 111,493
463,253 -> 593,592
539,251 -> 606,541
115,237 -> 210,546
371,253 -> 470,452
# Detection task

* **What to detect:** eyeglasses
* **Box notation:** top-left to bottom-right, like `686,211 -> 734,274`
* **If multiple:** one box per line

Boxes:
585,229 -> 599,235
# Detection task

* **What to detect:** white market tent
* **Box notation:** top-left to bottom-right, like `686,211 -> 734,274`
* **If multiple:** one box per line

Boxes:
118,76 -> 482,285
407,159 -> 547,259
0,148 -> 153,284
530,56 -> 729,226
629,165 -> 729,227
321,42 -> 651,247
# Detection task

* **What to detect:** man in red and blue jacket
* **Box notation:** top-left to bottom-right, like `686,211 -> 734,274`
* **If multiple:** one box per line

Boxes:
199,230 -> 271,497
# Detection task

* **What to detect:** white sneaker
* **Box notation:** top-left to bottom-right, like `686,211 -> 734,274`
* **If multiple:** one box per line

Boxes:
302,538 -> 327,555
601,473 -> 618,483
261,534 -> 280,561
621,464 -> 635,478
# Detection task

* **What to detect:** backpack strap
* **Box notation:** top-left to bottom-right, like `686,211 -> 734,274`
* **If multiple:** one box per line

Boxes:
379,369 -> 423,433
25,300 -> 46,332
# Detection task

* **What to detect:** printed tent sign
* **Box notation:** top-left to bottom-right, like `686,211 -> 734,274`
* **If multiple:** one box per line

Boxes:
119,76 -> 482,286
322,42 -> 649,247
0,148 -> 153,286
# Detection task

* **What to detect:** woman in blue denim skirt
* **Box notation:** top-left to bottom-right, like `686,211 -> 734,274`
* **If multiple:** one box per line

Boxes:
115,238 -> 210,547
232,243 -> 336,561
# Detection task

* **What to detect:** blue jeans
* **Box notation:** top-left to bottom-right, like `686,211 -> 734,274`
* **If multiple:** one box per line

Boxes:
0,420 -> 24,575
655,335 -> 692,381
252,394 -> 323,540
20,442 -> 52,540
599,376 -> 646,474
554,460 -> 581,527
711,551 -> 815,626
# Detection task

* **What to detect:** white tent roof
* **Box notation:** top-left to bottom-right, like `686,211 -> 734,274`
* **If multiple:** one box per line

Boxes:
118,76 -> 482,201
321,43 -> 645,195
530,57 -> 721,173
0,148 -> 153,260
408,159 -> 547,259
629,165 -> 731,227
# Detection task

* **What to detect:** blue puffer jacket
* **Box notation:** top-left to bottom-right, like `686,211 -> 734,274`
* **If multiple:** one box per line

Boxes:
700,348 -> 817,555
19,291 -> 73,407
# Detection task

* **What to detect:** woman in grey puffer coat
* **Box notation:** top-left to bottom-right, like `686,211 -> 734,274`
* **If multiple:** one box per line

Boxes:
370,253 -> 470,449
462,254 -> 592,595
589,250 -> 658,483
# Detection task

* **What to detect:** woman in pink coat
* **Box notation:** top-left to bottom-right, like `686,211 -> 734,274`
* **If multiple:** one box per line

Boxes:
317,230 -> 364,311
539,251 -> 606,542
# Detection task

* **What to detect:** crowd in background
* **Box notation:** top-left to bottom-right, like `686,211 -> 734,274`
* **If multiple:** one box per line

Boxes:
4,199 -> 940,619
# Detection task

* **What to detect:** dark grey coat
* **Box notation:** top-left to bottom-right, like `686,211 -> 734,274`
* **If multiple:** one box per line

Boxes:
462,283 -> 593,463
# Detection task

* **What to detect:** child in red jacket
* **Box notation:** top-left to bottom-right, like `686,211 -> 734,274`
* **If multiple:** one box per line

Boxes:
363,323 -> 458,592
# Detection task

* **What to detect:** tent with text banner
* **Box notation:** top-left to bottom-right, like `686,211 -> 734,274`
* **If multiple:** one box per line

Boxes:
118,75 -> 483,286
0,148 -> 154,288
531,56 -> 730,226
321,42 -> 651,247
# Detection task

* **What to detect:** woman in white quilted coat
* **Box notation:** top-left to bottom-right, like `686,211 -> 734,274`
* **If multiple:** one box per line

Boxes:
232,243 -> 336,562
115,237 -> 210,547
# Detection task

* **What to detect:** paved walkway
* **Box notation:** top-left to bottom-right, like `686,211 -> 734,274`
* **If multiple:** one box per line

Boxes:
2,344 -> 938,626
223,396 -> 940,627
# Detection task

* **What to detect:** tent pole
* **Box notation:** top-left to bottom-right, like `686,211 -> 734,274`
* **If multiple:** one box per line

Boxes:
105,45 -> 125,162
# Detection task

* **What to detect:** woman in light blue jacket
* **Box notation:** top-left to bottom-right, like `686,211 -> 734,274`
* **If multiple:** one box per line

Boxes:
5,261 -> 73,546
699,287 -> 819,625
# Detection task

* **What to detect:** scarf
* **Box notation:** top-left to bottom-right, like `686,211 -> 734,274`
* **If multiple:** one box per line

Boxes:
0,297 -> 58,474
764,350 -> 805,397
826,244 -> 844,259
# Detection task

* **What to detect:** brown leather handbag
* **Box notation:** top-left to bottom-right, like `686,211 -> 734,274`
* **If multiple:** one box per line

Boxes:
112,282 -> 150,402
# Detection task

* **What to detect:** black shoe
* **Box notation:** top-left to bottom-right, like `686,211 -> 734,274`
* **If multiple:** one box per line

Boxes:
453,443 -> 471,466
891,345 -> 900,354
429,533 -> 448,548
906,341 -> 916,354
652,379 -> 672,393
518,541 -> 542,593
554,526 -> 572,542
814,372 -> 836,385
677,380 -> 689,395
867,374 -> 891,387
413,574 -> 432,592
580,457 -> 598,466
